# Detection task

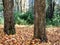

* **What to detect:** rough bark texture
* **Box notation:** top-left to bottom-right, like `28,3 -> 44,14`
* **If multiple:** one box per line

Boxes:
3,0 -> 16,35
34,0 -> 47,42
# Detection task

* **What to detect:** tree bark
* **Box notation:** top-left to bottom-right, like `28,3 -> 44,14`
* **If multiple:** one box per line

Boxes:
34,0 -> 47,42
3,0 -> 16,35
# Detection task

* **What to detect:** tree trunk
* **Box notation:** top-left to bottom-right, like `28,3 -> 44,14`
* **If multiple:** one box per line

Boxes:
19,0 -> 22,13
22,0 -> 26,12
3,0 -> 16,35
34,0 -> 47,42
46,0 -> 55,20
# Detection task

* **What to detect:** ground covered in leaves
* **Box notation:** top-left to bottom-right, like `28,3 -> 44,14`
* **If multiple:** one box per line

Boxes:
0,25 -> 60,45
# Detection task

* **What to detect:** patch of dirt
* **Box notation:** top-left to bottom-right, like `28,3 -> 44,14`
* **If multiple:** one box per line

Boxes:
0,25 -> 60,45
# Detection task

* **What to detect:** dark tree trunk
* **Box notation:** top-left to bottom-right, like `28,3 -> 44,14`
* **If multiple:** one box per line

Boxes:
46,0 -> 55,20
34,0 -> 47,42
3,0 -> 16,35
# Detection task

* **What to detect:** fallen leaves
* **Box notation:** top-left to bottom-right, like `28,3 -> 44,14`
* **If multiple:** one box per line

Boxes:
0,25 -> 60,45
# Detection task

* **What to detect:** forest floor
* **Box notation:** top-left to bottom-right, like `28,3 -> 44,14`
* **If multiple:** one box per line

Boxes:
0,25 -> 60,45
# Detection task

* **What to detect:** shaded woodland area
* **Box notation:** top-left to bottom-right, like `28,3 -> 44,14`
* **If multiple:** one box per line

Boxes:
0,0 -> 60,45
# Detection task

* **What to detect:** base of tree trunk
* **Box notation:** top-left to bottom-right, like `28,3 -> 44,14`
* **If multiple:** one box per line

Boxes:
30,37 -> 48,45
33,37 -> 48,42
4,29 -> 16,35
4,25 -> 16,35
39,36 -> 48,42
